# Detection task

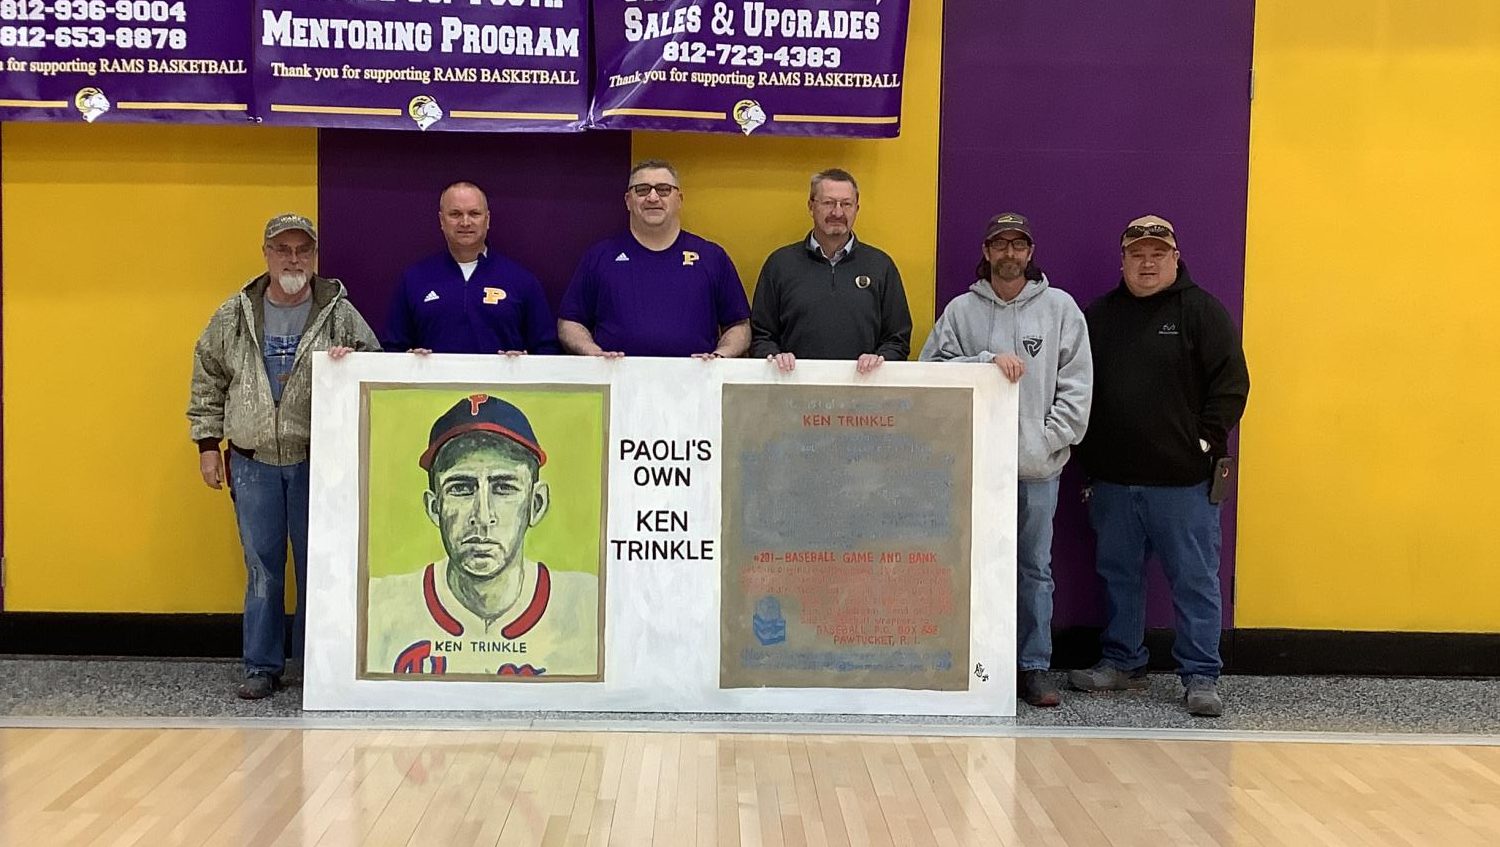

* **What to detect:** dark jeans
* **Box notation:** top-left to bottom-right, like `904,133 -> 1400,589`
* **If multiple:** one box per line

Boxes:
1088,481 -> 1223,679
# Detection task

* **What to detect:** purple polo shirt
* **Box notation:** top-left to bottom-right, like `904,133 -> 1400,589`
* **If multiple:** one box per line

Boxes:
559,230 -> 750,357
383,249 -> 560,354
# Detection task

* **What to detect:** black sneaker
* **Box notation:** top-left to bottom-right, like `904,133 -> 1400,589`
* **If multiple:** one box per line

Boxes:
237,673 -> 280,700
1020,670 -> 1062,707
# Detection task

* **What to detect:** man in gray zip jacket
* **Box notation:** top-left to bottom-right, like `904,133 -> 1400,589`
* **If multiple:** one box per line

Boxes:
188,213 -> 380,699
919,212 -> 1092,708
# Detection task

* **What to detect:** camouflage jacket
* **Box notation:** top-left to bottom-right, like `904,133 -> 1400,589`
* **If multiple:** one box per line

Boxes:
188,274 -> 380,466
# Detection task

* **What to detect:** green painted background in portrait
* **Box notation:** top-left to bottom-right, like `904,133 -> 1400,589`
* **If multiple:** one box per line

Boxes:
365,386 -> 607,579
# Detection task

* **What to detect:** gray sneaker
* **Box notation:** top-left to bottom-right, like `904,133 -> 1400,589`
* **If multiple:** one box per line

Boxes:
1067,662 -> 1149,692
1183,676 -> 1224,717
236,673 -> 280,700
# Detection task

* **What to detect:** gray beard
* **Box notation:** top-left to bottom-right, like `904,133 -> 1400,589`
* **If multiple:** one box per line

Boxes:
277,272 -> 309,296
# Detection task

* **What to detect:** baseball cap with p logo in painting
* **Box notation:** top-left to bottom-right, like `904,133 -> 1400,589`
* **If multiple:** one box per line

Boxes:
418,394 -> 547,470
1120,214 -> 1177,250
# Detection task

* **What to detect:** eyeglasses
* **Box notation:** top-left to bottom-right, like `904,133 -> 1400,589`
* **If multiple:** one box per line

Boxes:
629,183 -> 679,198
816,199 -> 857,212
1122,224 -> 1174,240
269,244 -> 317,259
987,237 -> 1032,252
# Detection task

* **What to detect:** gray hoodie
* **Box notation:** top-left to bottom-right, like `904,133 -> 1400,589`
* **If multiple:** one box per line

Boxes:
919,275 -> 1092,480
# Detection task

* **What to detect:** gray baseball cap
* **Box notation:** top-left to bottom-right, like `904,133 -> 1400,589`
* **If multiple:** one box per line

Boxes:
264,213 -> 317,241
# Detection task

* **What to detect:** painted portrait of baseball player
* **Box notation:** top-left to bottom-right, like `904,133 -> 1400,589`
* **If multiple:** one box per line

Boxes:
361,390 -> 606,680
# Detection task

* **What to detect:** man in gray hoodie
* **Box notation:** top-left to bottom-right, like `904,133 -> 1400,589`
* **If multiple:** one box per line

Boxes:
919,213 -> 1093,707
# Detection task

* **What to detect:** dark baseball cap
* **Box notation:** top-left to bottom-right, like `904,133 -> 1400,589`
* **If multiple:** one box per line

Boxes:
419,393 -> 547,471
983,212 -> 1033,244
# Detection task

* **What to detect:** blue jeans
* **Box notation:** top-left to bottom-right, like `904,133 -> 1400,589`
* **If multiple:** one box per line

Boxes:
1088,481 -> 1223,679
228,451 -> 309,678
1017,476 -> 1061,671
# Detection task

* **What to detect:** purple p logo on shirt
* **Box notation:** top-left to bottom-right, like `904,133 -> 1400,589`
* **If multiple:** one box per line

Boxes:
682,251 -> 699,266
483,287 -> 507,304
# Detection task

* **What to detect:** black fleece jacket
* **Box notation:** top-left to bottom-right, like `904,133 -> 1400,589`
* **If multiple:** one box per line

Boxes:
1077,263 -> 1250,486
749,235 -> 912,361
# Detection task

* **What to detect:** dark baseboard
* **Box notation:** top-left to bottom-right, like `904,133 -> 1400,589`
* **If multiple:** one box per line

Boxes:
1227,628 -> 1500,677
1055,626 -> 1500,678
0,612 -> 246,659
3,613 -> 1498,676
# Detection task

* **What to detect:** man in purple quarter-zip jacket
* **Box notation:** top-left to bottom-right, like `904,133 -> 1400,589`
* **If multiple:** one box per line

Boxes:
1068,215 -> 1250,718
557,159 -> 750,359
383,181 -> 560,356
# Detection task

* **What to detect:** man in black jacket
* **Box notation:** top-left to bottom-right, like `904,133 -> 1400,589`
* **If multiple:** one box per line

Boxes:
1068,215 -> 1250,717
750,169 -> 912,373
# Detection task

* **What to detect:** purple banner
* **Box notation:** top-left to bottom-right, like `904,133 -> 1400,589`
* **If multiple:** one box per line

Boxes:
0,0 -> 252,124
253,0 -> 586,132
589,0 -> 909,137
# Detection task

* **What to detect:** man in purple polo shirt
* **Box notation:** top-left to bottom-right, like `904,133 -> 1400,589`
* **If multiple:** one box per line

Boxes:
383,181 -> 560,355
558,160 -> 750,358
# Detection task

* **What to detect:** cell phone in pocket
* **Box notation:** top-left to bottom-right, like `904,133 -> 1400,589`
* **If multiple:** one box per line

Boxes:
1208,456 -> 1235,504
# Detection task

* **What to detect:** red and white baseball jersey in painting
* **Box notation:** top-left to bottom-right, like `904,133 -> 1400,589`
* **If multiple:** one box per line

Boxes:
365,559 -> 599,678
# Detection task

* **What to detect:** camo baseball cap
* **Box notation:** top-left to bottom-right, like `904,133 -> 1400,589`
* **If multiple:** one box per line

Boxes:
264,213 -> 317,242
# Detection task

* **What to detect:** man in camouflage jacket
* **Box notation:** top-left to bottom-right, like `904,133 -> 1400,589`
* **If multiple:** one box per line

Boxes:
188,213 -> 379,699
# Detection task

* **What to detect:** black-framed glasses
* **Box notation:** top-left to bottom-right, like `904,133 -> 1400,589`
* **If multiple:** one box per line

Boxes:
1123,224 -> 1173,240
629,183 -> 679,198
987,237 -> 1032,252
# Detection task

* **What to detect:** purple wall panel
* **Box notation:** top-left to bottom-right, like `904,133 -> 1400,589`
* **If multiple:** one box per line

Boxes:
0,125 -> 4,610
317,129 -> 633,332
938,3 -> 1255,628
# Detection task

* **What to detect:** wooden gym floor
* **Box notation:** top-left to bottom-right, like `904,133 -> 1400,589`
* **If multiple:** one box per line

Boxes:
2,726 -> 1498,846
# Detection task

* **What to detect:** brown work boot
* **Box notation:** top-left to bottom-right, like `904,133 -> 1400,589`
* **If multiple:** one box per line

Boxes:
1020,670 -> 1062,707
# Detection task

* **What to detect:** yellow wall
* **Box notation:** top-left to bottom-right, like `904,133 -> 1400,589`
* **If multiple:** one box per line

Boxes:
1236,1 -> 1500,630
634,1 -> 943,352
2,124 -> 317,611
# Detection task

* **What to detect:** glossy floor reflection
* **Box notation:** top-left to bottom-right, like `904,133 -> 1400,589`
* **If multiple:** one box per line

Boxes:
3,726 -> 1499,845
